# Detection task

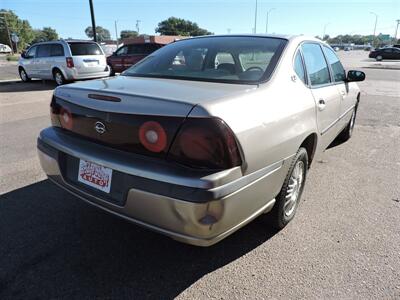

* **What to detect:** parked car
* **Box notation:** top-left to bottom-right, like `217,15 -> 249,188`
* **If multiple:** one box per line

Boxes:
369,47 -> 400,61
0,43 -> 12,53
107,43 -> 162,75
37,35 -> 365,246
18,40 -> 110,85
393,44 -> 400,49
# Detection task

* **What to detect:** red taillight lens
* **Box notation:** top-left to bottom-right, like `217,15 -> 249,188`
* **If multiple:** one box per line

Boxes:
59,107 -> 73,130
139,121 -> 167,153
66,57 -> 74,68
169,118 -> 242,170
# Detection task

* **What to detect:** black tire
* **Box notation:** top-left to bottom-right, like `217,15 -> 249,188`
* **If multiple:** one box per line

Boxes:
108,65 -> 115,76
338,106 -> 357,142
270,147 -> 308,229
19,68 -> 31,82
53,69 -> 66,86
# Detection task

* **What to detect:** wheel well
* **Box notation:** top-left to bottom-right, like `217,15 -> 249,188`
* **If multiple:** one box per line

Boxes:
300,133 -> 318,168
52,67 -> 61,76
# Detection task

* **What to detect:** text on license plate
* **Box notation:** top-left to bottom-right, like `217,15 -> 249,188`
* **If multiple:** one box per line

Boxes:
78,159 -> 112,193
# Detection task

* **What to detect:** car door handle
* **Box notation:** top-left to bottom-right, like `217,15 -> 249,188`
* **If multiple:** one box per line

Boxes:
318,99 -> 326,111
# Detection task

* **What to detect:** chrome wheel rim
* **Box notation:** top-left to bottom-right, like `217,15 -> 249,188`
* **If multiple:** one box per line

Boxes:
55,72 -> 63,85
20,70 -> 27,81
284,160 -> 305,217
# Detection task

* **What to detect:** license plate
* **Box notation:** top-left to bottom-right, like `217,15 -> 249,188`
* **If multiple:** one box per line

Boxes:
78,159 -> 112,193
87,62 -> 98,67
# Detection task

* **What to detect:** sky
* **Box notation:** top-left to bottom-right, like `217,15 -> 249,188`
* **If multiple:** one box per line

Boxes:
2,0 -> 399,39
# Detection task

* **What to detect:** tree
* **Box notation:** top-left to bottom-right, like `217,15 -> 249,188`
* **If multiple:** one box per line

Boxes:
32,27 -> 58,43
120,30 -> 138,39
0,9 -> 35,51
155,17 -> 212,36
85,26 -> 111,41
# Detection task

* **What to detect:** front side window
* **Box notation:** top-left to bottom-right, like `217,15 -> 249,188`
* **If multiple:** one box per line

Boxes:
37,44 -> 51,58
293,51 -> 306,84
115,46 -> 128,56
301,43 -> 331,86
128,44 -> 159,55
26,46 -> 37,58
123,36 -> 287,84
323,46 -> 346,82
68,42 -> 102,56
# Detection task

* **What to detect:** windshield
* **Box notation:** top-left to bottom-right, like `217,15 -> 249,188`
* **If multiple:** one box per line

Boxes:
122,36 -> 287,84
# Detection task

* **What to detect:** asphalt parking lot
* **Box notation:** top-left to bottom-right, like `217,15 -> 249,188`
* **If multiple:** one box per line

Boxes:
0,52 -> 399,299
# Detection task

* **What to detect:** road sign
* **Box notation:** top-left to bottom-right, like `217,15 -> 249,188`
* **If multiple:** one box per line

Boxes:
11,33 -> 19,43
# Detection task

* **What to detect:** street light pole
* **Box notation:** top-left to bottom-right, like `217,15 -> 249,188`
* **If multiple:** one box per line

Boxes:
265,8 -> 276,34
254,0 -> 258,34
394,19 -> 400,43
89,0 -> 97,42
322,23 -> 330,40
370,12 -> 378,47
114,20 -> 118,46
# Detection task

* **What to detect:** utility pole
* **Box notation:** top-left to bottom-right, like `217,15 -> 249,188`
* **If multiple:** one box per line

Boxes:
394,19 -> 400,43
254,0 -> 258,34
370,12 -> 378,47
265,8 -> 276,34
136,20 -> 141,35
0,11 -> 14,55
114,20 -> 118,46
89,0 -> 97,42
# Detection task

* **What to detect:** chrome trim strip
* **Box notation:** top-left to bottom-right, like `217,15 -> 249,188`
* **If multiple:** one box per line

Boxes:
321,105 -> 355,135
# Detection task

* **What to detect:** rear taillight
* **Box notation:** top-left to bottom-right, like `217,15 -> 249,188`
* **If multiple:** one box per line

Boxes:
59,107 -> 73,130
168,118 -> 242,170
66,57 -> 74,68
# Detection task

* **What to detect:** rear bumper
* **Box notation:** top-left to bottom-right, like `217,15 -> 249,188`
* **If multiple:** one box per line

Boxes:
63,67 -> 110,80
38,127 -> 290,246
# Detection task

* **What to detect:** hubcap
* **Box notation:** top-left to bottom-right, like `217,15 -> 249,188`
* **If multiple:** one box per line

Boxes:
284,160 -> 305,217
55,73 -> 63,85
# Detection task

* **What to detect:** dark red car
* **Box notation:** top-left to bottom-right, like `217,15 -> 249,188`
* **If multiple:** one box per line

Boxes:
107,36 -> 184,75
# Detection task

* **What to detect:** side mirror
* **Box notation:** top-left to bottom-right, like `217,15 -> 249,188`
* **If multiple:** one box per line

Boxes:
346,70 -> 365,82
21,51 -> 27,58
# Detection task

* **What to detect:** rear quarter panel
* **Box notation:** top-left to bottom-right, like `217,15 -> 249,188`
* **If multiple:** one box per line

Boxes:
191,57 -> 318,177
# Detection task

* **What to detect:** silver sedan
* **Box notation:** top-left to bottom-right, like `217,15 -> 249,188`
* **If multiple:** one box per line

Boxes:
37,35 -> 365,246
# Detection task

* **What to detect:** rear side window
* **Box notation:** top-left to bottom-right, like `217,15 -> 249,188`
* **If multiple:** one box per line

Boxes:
68,43 -> 102,56
50,44 -> 64,57
293,51 -> 306,84
37,44 -> 51,58
301,43 -> 331,86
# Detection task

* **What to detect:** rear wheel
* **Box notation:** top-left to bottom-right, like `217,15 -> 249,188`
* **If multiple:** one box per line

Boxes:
19,68 -> 31,82
270,148 -> 308,229
338,106 -> 357,142
53,69 -> 66,86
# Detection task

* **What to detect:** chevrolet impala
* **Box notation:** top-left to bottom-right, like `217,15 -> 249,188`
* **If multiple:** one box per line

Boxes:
37,35 -> 365,246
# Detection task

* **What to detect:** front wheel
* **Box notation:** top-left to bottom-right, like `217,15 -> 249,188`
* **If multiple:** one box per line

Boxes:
376,55 -> 383,61
270,148 -> 308,229
338,106 -> 357,142
19,68 -> 31,82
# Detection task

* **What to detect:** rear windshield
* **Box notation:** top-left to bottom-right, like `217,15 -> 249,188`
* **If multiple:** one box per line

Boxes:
122,36 -> 287,84
68,42 -> 102,56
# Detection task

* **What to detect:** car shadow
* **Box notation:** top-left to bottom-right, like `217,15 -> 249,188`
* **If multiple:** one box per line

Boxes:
0,80 -> 57,93
0,180 -> 277,299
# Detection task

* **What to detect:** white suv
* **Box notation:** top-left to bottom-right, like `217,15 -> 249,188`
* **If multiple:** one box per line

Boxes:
18,40 -> 110,85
